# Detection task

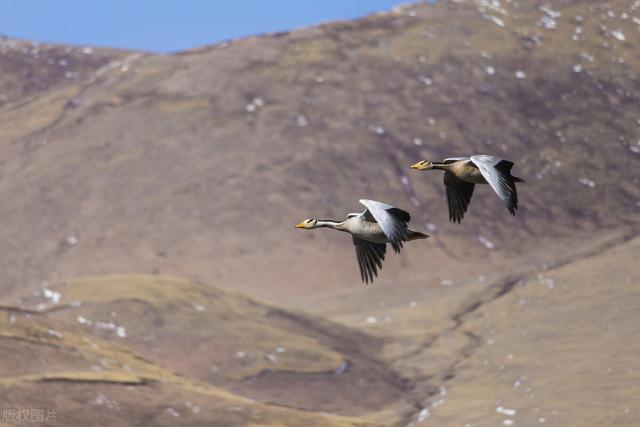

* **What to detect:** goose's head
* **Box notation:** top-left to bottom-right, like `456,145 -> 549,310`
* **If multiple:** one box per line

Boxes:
295,218 -> 318,229
410,160 -> 433,170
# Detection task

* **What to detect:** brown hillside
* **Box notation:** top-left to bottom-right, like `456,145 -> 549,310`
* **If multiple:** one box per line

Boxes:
1,1 -> 640,426
0,36 -> 129,108
0,1 -> 639,299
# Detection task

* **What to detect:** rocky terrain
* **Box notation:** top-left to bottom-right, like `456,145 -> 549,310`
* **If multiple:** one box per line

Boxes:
0,1 -> 639,426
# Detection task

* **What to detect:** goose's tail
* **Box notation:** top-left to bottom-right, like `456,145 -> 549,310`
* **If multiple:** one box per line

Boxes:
406,229 -> 429,241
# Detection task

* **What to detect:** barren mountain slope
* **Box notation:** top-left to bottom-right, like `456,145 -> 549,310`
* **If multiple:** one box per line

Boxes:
0,36 -> 128,108
392,233 -> 640,426
1,1 -> 640,426
0,275 -> 388,426
0,1 -> 639,302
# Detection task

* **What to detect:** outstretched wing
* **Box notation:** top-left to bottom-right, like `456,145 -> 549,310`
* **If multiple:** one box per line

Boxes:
470,155 -> 519,214
352,236 -> 387,284
359,199 -> 410,253
443,171 -> 475,223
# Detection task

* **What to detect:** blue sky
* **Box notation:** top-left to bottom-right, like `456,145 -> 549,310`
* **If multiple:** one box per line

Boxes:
0,1 -> 414,52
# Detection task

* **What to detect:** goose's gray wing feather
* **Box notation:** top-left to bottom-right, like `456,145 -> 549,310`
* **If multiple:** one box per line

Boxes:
352,236 -> 386,284
470,155 -> 518,214
443,157 -> 470,164
359,199 -> 409,252
443,171 -> 475,223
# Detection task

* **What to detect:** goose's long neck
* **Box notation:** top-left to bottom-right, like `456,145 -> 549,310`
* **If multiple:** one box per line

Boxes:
430,163 -> 452,171
316,220 -> 347,231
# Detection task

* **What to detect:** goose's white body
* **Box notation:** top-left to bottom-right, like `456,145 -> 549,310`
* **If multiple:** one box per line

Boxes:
338,216 -> 388,244
411,155 -> 524,223
296,199 -> 428,283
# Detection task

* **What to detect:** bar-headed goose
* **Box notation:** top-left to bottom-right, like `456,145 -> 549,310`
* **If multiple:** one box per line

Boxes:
295,199 -> 428,283
410,155 -> 524,223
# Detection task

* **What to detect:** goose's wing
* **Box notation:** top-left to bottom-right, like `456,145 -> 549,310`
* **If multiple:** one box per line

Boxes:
470,155 -> 519,214
359,199 -> 409,253
352,236 -> 387,284
443,171 -> 475,223
443,157 -> 470,164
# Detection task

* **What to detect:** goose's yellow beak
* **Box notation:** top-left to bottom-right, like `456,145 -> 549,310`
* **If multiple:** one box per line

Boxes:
295,222 -> 306,228
410,161 -> 428,170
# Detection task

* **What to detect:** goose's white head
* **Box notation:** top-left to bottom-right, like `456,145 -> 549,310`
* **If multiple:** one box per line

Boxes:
410,160 -> 434,170
295,218 -> 318,229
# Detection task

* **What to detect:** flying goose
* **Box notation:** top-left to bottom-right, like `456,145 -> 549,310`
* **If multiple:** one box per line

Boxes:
295,199 -> 428,283
410,155 -> 524,223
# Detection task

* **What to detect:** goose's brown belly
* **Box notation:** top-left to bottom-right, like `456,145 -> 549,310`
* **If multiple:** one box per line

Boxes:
452,163 -> 487,184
